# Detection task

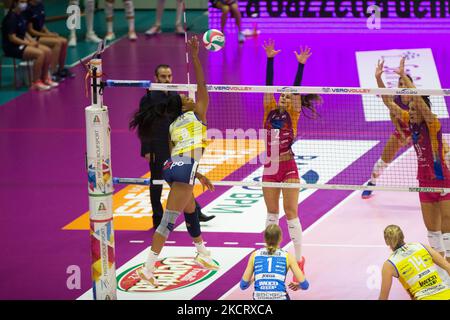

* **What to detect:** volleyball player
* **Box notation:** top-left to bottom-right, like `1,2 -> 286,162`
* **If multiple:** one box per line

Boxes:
379,225 -> 450,300
132,36 -> 219,286
104,0 -> 137,41
362,59 -> 414,198
261,39 -> 322,281
139,64 -> 215,229
380,57 -> 450,265
2,0 -> 53,90
145,0 -> 185,36
68,0 -> 102,47
240,224 -> 309,300
25,0 -> 74,82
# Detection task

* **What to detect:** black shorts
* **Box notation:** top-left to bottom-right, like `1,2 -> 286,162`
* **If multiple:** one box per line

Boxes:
162,156 -> 199,185
3,44 -> 27,59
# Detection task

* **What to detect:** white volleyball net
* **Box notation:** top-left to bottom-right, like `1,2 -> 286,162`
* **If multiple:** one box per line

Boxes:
109,80 -> 450,193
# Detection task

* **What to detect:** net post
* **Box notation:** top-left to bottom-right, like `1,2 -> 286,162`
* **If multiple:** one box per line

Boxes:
85,57 -> 117,300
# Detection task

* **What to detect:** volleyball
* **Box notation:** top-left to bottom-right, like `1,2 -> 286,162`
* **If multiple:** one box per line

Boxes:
202,29 -> 225,52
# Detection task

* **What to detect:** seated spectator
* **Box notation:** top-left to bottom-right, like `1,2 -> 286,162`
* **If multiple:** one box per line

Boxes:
25,0 -> 74,82
2,0 -> 56,90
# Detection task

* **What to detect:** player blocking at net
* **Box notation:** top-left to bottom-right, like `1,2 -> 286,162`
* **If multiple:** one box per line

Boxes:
380,57 -> 450,266
361,59 -> 414,199
132,35 -> 219,286
261,39 -> 322,281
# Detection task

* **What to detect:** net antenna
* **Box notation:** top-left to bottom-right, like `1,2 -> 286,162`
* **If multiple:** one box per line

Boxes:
181,0 -> 196,100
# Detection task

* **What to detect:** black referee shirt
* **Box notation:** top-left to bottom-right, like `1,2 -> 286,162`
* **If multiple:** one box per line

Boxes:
139,90 -> 179,157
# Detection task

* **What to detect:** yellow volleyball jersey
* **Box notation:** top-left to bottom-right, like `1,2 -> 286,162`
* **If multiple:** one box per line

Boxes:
169,111 -> 207,156
388,242 -> 450,300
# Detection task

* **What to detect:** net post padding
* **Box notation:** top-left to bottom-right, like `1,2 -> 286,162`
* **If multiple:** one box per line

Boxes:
85,60 -> 117,300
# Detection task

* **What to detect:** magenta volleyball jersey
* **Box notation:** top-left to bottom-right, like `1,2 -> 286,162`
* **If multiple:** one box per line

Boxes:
394,96 -> 410,111
263,96 -> 300,158
394,96 -> 410,132
402,111 -> 450,181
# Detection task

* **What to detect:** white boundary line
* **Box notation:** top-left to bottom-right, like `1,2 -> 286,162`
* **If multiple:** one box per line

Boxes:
67,35 -> 126,68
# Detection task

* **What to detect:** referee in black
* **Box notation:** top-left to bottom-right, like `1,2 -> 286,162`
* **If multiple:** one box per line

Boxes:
140,64 -> 215,229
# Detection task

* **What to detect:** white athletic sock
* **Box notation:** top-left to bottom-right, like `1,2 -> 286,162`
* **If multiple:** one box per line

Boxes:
265,213 -> 279,228
443,233 -> 450,258
195,241 -> 209,255
428,231 -> 445,254
124,0 -> 135,32
105,1 -> 114,33
175,0 -> 184,27
85,0 -> 95,34
154,0 -> 166,26
107,21 -> 113,34
370,158 -> 388,184
145,250 -> 159,272
287,217 -> 303,261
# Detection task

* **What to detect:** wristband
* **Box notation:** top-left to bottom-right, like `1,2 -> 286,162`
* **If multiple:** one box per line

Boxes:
299,279 -> 309,290
240,279 -> 250,290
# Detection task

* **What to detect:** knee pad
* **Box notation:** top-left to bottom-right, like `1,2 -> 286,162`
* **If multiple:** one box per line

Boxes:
287,218 -> 303,246
184,211 -> 201,238
427,231 -> 444,253
156,210 -> 180,238
443,233 -> 450,257
124,0 -> 134,18
265,213 -> 279,228
105,1 -> 114,19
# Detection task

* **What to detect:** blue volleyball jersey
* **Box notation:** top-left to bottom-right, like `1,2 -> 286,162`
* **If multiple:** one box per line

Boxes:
24,2 -> 45,31
253,248 -> 289,300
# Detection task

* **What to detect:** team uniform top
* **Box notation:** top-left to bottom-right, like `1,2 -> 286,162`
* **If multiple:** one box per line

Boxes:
400,111 -> 450,181
23,2 -> 45,32
387,242 -> 450,300
393,96 -> 411,137
1,11 -> 27,49
251,248 -> 289,300
169,111 -> 207,157
263,96 -> 300,159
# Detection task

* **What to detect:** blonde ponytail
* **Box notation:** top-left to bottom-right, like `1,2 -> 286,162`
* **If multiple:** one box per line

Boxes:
264,224 -> 282,255
384,225 -> 405,251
